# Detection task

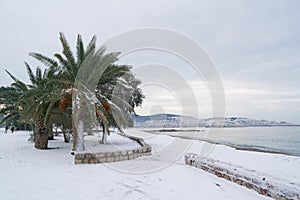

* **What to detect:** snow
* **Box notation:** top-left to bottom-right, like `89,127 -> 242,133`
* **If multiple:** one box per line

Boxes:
187,141 -> 300,187
84,133 -> 141,152
185,153 -> 300,199
0,128 -> 278,200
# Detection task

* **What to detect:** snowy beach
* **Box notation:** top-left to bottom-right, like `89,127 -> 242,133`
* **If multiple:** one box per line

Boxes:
1,129 -> 299,199
1,1 -> 299,199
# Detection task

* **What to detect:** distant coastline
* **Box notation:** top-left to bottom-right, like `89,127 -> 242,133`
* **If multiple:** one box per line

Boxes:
144,128 -> 298,157
131,114 -> 297,128
153,125 -> 300,129
204,124 -> 300,128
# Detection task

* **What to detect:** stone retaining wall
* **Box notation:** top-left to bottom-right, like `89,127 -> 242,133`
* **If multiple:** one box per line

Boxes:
185,153 -> 300,200
74,136 -> 151,164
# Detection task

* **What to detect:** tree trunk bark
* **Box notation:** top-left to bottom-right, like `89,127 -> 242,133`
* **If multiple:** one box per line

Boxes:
72,119 -> 85,151
48,122 -> 54,140
101,123 -> 107,144
62,129 -> 70,143
77,120 -> 84,150
72,119 -> 78,151
34,116 -> 48,149
72,98 -> 86,152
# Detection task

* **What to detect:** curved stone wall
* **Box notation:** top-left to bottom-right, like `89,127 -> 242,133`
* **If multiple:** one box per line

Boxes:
74,136 -> 151,164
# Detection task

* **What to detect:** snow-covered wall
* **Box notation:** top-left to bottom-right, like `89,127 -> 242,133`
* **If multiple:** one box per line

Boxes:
185,153 -> 300,200
74,136 -> 151,164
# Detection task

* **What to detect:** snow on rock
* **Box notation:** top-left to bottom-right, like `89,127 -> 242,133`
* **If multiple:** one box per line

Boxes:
185,153 -> 300,200
74,134 -> 152,164
186,141 -> 300,187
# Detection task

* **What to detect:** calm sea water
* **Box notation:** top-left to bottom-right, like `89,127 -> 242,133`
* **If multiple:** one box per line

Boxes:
161,126 -> 300,157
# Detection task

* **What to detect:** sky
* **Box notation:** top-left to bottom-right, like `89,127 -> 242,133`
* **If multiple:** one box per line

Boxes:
0,0 -> 299,123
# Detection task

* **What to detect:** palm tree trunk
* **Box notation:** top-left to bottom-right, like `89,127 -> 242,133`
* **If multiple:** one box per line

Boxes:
34,116 -> 48,149
101,122 -> 107,144
72,120 -> 77,151
72,119 -> 85,151
77,120 -> 84,150
62,129 -> 70,143
72,101 -> 86,152
48,122 -> 54,140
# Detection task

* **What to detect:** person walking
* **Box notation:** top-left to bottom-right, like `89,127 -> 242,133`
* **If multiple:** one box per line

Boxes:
10,126 -> 15,133
4,125 -> 9,134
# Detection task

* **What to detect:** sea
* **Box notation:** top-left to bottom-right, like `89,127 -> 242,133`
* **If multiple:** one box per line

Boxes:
153,126 -> 300,157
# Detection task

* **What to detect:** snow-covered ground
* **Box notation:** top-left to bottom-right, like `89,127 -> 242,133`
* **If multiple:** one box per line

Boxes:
187,141 -> 300,187
84,133 -> 141,152
1,128 -> 292,200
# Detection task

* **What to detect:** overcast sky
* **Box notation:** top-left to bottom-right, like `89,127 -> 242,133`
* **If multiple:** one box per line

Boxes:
0,0 -> 299,123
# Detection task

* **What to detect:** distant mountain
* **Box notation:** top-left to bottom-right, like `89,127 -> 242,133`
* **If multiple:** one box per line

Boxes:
131,114 -> 292,128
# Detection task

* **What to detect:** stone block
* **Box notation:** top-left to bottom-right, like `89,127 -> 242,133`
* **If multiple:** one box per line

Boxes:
121,155 -> 128,160
85,153 -> 94,158
129,154 -> 134,160
146,145 -> 152,152
74,159 -> 82,164
107,157 -> 114,163
133,149 -> 139,153
114,156 -> 120,162
89,158 -> 98,164
114,151 -> 121,157
139,147 -> 145,153
119,156 -> 124,161
127,150 -> 133,155
83,158 -> 90,164
106,152 -> 114,157
95,153 -> 106,159
75,153 -> 85,159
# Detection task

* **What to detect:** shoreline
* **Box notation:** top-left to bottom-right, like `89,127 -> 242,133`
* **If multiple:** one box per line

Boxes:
136,125 -> 300,129
143,129 -> 298,157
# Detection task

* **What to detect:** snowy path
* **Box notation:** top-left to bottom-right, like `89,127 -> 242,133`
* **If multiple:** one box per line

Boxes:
0,130 -> 272,200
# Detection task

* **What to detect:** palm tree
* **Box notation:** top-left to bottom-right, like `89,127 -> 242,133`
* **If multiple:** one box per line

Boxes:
96,64 -> 145,133
5,63 -> 61,149
0,86 -> 31,130
4,32 -> 144,151
24,64 -> 61,148
30,33 -> 108,151
29,33 -> 144,151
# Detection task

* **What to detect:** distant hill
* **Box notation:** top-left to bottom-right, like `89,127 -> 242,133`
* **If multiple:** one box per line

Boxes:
131,114 -> 292,128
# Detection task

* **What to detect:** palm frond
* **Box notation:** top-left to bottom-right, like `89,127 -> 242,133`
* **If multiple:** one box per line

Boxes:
25,62 -> 37,85
85,35 -> 97,56
36,67 -> 42,83
59,32 -> 76,69
76,34 -> 85,65
86,52 -> 121,88
5,70 -> 28,92
54,53 -> 74,77
0,113 -> 17,124
29,52 -> 58,67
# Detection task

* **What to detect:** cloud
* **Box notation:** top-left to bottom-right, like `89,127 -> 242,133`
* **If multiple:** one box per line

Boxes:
0,0 -> 299,123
